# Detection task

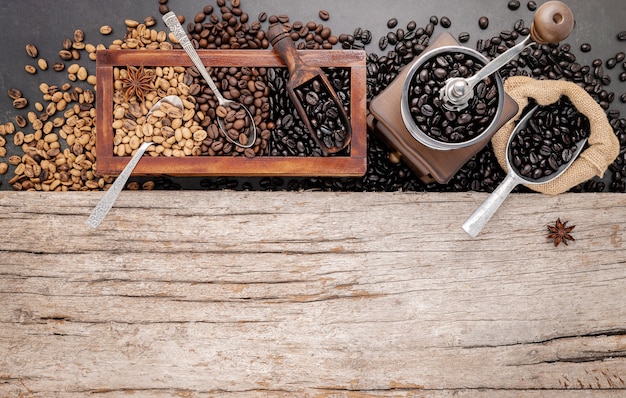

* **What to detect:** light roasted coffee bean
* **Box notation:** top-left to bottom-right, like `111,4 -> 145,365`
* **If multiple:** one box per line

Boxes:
25,43 -> 38,58
13,97 -> 28,109
100,25 -> 112,35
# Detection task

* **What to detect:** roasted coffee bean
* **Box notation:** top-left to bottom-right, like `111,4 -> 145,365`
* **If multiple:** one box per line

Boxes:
387,18 -> 398,29
7,88 -> 22,100
13,97 -> 28,109
607,58 -> 618,69
527,1 -> 537,11
73,29 -> 85,43
580,43 -> 591,52
25,43 -> 38,58
378,36 -> 388,50
440,17 -> 451,29
319,10 -> 330,21
478,16 -> 489,30
508,0 -> 521,10
458,32 -> 470,43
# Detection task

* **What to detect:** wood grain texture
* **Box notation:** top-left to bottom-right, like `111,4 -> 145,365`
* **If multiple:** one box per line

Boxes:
1,191 -> 625,397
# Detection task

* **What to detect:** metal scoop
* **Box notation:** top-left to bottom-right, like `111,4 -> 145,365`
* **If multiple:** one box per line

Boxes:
162,11 -> 257,148
87,96 -> 183,228
462,106 -> 587,237
439,1 -> 574,111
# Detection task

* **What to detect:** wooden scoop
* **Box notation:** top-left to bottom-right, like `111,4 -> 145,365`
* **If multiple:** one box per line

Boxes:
268,24 -> 352,154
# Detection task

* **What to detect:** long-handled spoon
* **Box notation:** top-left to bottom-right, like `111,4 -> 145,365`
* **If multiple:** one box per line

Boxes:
86,96 -> 183,228
162,11 -> 257,148
461,106 -> 587,237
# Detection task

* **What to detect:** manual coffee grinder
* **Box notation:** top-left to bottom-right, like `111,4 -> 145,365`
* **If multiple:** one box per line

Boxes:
368,1 -> 574,184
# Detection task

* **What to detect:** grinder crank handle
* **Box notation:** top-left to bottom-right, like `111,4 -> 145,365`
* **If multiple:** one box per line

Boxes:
529,0 -> 575,44
465,1 -> 574,88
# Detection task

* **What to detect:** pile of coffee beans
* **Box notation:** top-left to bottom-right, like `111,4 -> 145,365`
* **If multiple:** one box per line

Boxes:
406,51 -> 500,144
509,98 -> 590,180
3,0 -> 626,195
185,65 -> 272,156
294,74 -> 350,152
268,67 -> 351,157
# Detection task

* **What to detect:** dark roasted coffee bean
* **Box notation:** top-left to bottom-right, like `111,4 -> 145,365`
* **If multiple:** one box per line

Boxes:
458,32 -> 470,43
580,43 -> 591,52
619,31 -> 626,41
616,52 -> 626,62
607,58 -> 618,69
478,16 -> 489,30
508,0 -> 521,10
440,16 -> 451,28
527,1 -> 537,11
378,36 -> 388,50
387,18 -> 398,29
429,16 -> 438,25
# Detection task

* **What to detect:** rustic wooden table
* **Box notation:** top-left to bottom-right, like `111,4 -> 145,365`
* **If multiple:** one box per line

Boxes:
1,191 -> 625,396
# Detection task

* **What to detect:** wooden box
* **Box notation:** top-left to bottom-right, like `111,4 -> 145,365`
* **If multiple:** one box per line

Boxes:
95,49 -> 367,177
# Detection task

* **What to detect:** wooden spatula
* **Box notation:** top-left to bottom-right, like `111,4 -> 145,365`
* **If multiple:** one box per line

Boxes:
268,24 -> 352,154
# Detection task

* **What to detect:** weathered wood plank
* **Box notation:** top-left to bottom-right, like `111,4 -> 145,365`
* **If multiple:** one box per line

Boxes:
1,191 -> 625,397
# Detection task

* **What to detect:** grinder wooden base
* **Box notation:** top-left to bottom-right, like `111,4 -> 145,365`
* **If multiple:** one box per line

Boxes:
368,32 -> 519,184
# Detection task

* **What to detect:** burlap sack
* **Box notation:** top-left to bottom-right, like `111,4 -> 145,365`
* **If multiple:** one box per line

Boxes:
491,76 -> 620,195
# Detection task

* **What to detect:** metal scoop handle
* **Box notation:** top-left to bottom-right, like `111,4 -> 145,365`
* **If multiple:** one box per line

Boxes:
163,11 -> 257,148
461,172 -> 521,238
163,12 -> 227,104
87,142 -> 153,228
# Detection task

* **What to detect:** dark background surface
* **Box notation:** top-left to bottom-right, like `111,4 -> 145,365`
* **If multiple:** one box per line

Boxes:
0,0 -> 625,191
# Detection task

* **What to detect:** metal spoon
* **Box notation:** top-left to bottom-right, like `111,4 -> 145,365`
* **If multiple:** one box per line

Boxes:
162,11 -> 257,148
86,96 -> 183,228
461,106 -> 587,237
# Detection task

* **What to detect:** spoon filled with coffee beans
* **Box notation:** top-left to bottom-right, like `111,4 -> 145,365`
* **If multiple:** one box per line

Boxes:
163,11 -> 257,149
462,101 -> 588,237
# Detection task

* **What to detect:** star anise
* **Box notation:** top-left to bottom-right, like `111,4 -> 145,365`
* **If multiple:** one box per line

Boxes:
119,65 -> 153,103
547,218 -> 576,247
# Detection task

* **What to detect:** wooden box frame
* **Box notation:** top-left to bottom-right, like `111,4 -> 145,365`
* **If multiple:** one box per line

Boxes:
96,49 -> 367,177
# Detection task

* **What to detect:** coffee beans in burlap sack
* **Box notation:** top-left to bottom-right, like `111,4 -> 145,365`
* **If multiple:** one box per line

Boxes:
492,76 -> 620,195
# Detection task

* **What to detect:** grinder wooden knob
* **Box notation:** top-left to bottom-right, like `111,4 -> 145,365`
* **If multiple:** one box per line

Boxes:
530,1 -> 575,44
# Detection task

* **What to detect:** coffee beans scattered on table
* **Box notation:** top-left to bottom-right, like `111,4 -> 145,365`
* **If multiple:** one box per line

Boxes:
2,0 -> 626,194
